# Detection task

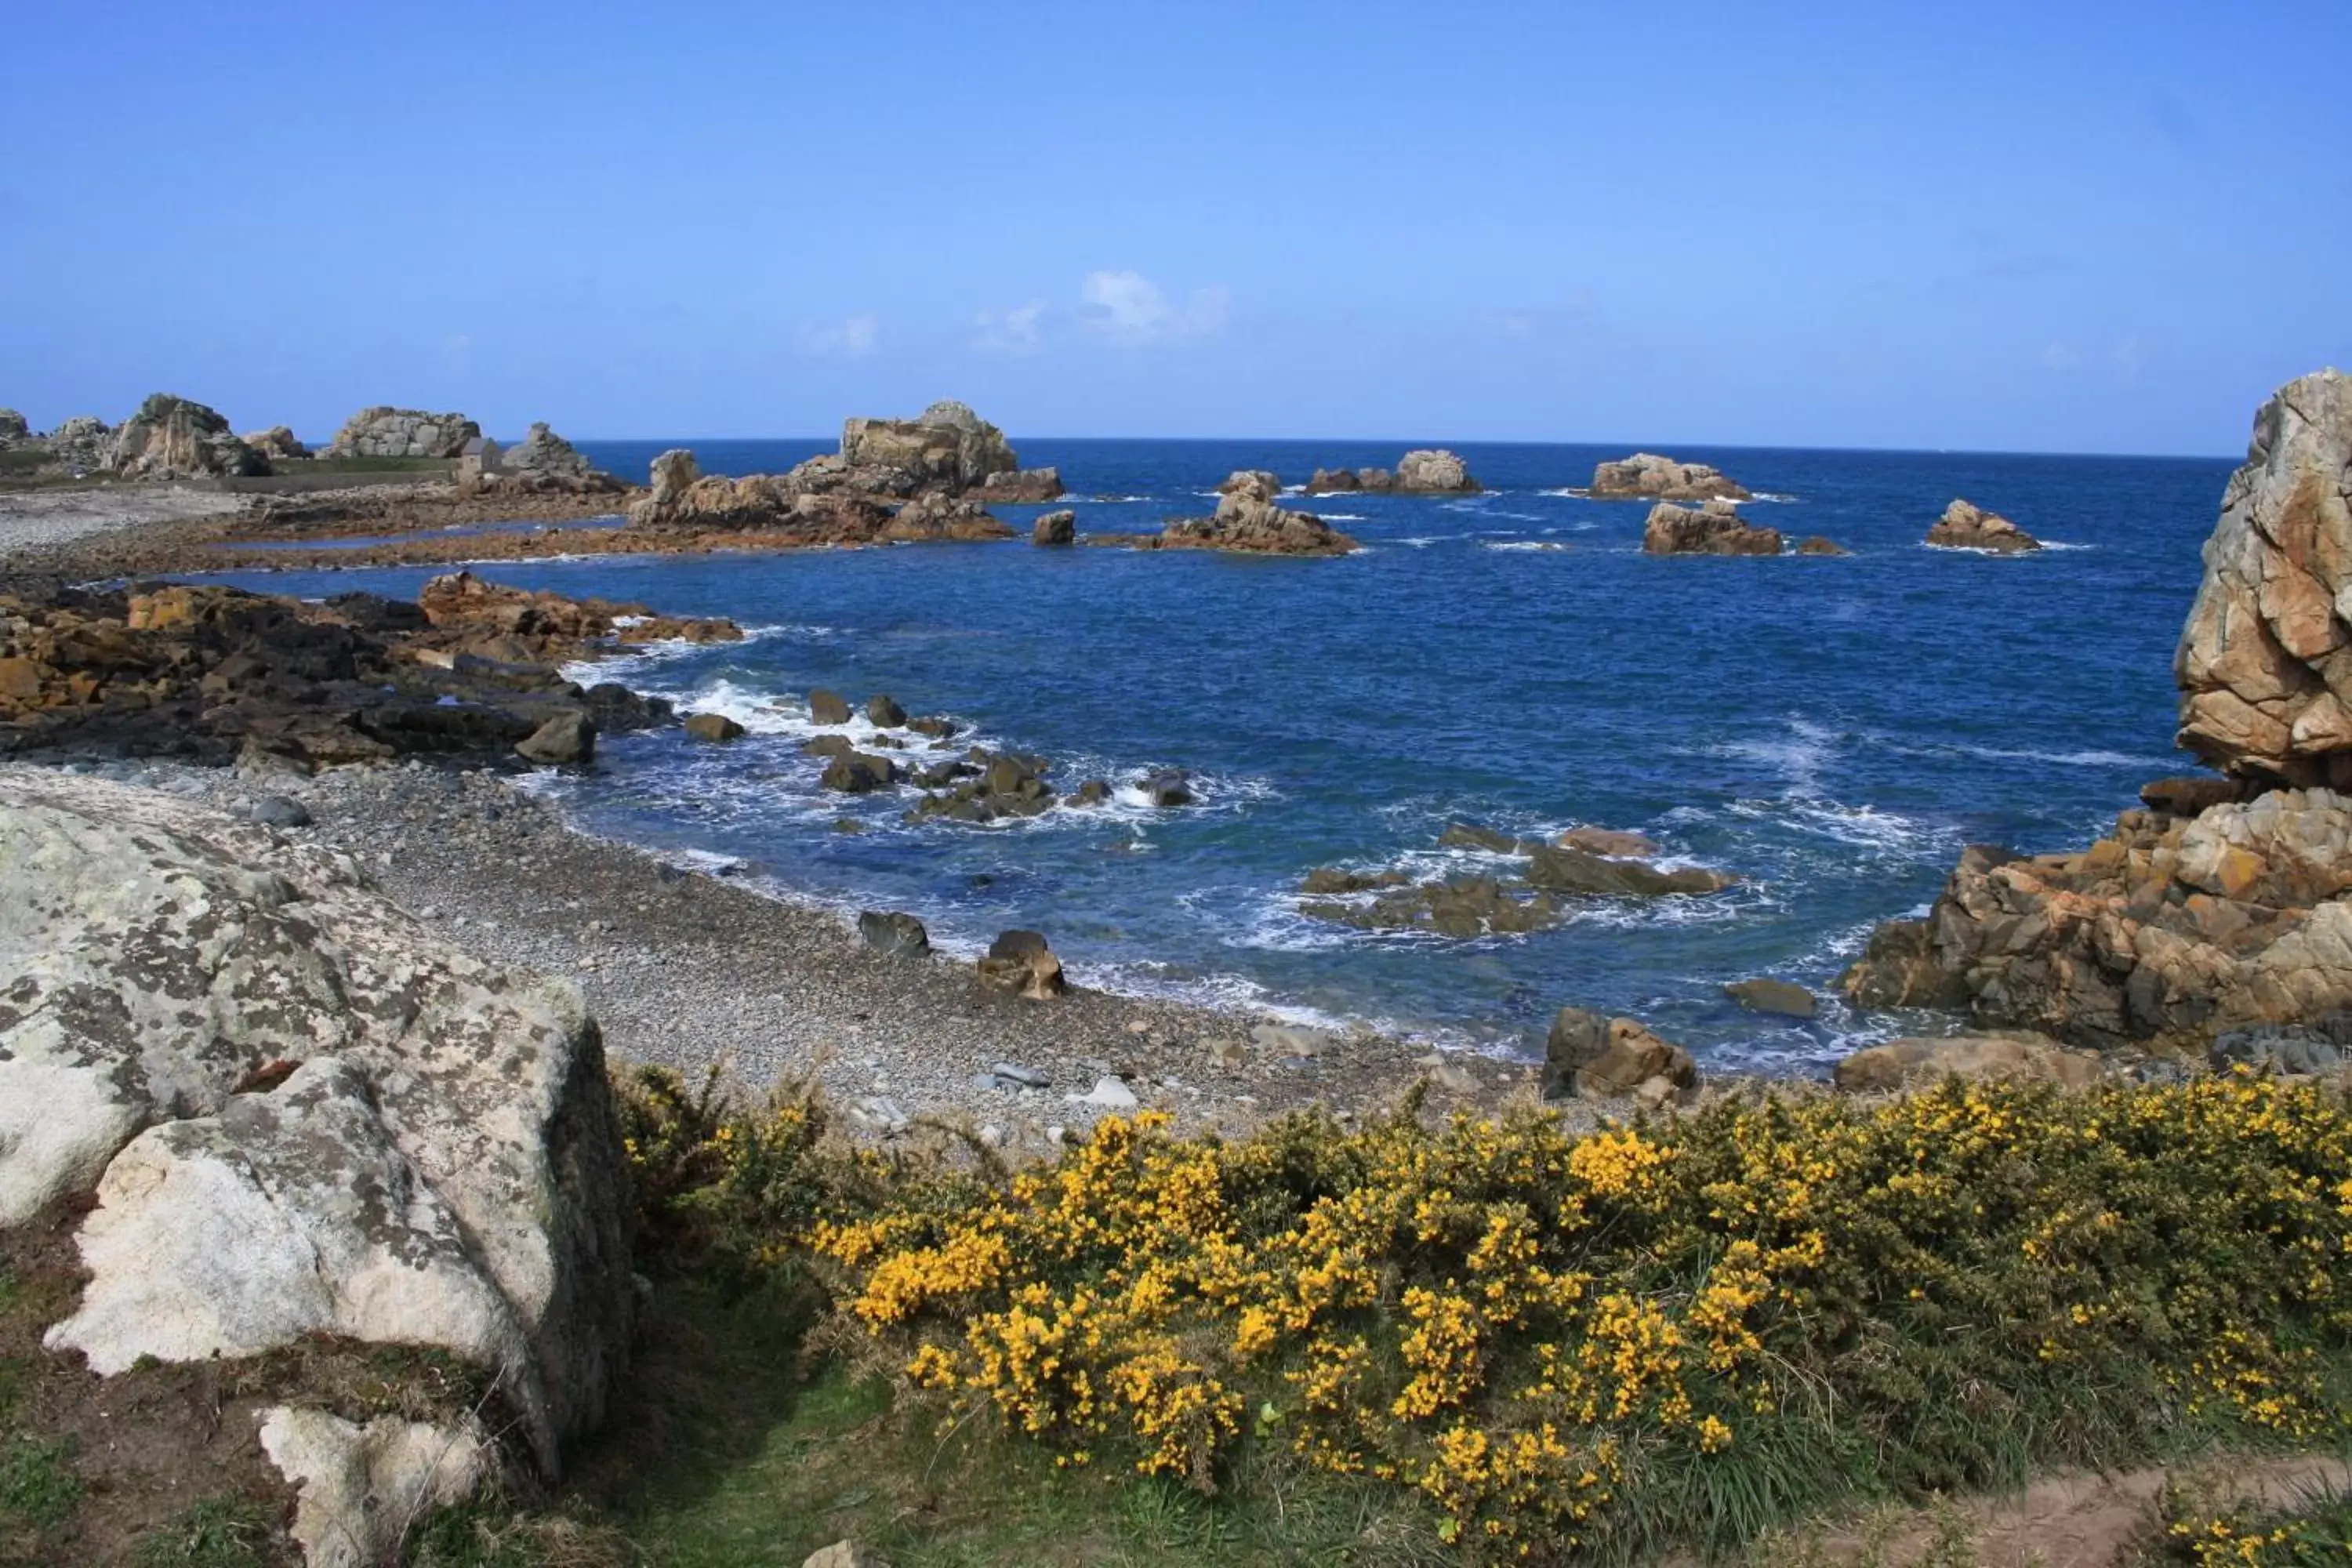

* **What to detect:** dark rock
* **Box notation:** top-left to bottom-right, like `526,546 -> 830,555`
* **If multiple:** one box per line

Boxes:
909,716 -> 960,739
803,735 -> 857,758
866,695 -> 907,728
1072,779 -> 1112,806
808,690 -> 851,725
1795,536 -> 1847,556
239,795 -> 313,829
683,712 -> 746,742
1300,866 -> 1408,895
1439,822 -> 1523,854
1724,978 -> 1817,1018
516,711 -> 594,765
1140,768 -> 1195,808
857,910 -> 931,958
2140,775 -> 2246,818
822,753 -> 897,792
1033,510 -> 1077,546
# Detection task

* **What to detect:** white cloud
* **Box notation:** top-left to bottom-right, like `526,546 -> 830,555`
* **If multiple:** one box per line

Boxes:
971,301 -> 1047,354
1078,270 -> 1229,347
2041,341 -> 2079,372
800,314 -> 880,358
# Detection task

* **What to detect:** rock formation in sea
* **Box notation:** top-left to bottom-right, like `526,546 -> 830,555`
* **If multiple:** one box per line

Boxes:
111,392 -> 270,478
2174,368 -> 2352,786
800,399 -> 1059,501
241,424 -> 310,462
1299,824 -> 1732,935
0,767 -> 635,1560
1842,368 -> 2352,1056
1591,452 -> 1751,502
1304,449 -> 1482,494
1641,499 -> 1783,555
1138,470 -> 1359,557
325,405 -> 482,459
1925,498 -> 2042,553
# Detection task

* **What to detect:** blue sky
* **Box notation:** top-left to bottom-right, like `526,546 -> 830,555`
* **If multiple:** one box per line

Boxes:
4,2 -> 2347,453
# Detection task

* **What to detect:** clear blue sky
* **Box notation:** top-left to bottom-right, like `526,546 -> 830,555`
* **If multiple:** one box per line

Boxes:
5,2 -> 2347,454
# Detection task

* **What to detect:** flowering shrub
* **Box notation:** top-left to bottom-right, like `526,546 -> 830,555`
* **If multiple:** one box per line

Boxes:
614,1062 -> 838,1278
812,1073 -> 2352,1562
2147,1479 -> 2352,1566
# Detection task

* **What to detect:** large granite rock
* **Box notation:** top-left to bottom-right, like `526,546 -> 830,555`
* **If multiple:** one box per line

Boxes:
1840,789 -> 2352,1052
2175,369 -> 2352,786
1642,499 -> 1783,556
0,769 -> 634,1472
839,399 -> 1020,494
1831,1032 -> 2106,1093
1926,498 -> 2042,554
1541,1008 -> 1698,1099
0,408 -> 29,443
112,393 -> 268,479
503,421 -> 600,479
41,416 -> 114,472
241,425 -> 310,462
324,405 -> 480,459
1394,448 -> 1479,493
1592,453 -> 1750,502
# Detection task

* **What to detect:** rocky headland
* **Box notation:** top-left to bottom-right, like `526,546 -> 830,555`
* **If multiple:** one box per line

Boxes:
1840,369 -> 2352,1077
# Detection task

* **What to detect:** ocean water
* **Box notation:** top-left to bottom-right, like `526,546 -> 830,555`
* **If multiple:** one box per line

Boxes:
204,437 -> 2236,1074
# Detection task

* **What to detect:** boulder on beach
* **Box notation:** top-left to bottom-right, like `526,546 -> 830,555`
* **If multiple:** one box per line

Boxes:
0,768 -> 635,1478
978,929 -> 1066,1000
2176,368 -> 2352,786
1926,498 -> 2042,553
858,910 -> 931,958
112,393 -> 269,479
1642,499 -> 1783,556
1592,453 -> 1751,503
1542,1007 -> 1698,1100
517,709 -> 596,764
324,405 -> 481,459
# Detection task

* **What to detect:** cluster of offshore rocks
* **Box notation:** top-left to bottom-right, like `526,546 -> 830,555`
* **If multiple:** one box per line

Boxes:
0,569 -> 735,770
692,683 -> 1203,822
1836,368 -> 2352,1083
1298,822 -> 1733,936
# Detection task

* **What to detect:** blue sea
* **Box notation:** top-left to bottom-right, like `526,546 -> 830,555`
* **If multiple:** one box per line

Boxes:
205,437 -> 2237,1074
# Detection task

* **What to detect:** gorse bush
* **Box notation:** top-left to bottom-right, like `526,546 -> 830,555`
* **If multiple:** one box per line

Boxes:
2145,1477 -> 2352,1566
804,1072 -> 2352,1563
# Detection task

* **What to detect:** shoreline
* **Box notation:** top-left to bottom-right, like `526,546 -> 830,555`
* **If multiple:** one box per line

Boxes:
81,753 -> 1571,1146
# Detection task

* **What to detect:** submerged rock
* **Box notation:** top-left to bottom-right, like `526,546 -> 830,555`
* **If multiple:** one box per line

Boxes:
1926,498 -> 2041,553
684,711 -> 746,742
1523,844 -> 1735,896
1724,978 -> 1818,1018
1642,499 -> 1783,556
1591,453 -> 1751,503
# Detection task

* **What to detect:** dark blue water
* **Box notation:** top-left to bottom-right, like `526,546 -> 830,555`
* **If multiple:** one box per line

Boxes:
205,437 -> 2235,1073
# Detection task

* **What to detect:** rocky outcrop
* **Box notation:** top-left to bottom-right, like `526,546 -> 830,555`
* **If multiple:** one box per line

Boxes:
112,394 -> 268,478
0,768 -> 634,1471
41,416 -> 116,472
1300,827 -> 1732,935
414,570 -> 742,663
241,425 -> 310,462
1831,1032 -> 2104,1094
1143,470 -> 1359,557
2174,369 -> 2352,786
325,406 -> 480,459
837,400 -> 1029,495
1840,789 -> 2352,1052
262,1406 -> 495,1568
1796,536 -> 1847,556
1642,500 -> 1783,556
1301,875 -> 1563,937
1926,498 -> 2042,554
502,421 -> 601,480
1302,451 -> 1480,494
1592,453 -> 1751,503
973,466 -> 1065,503
1033,509 -> 1076,546
0,408 -> 27,443
1541,1009 -> 1699,1101
880,494 -> 1017,542
0,579 -> 679,769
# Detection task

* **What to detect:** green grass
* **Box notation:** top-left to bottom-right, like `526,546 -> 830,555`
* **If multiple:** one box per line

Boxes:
0,1433 -> 82,1533
132,1498 -> 278,1568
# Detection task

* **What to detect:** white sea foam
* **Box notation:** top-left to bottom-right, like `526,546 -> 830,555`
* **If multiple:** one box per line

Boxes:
1392,536 -> 1439,547
1536,486 -> 1589,498
1718,717 -> 1838,797
1482,540 -> 1570,553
